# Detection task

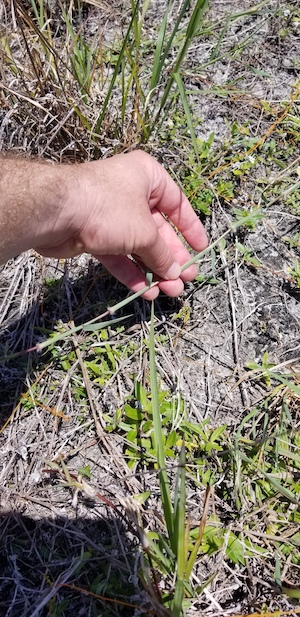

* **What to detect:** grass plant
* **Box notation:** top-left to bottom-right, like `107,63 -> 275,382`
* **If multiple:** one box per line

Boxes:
1,1 -> 300,616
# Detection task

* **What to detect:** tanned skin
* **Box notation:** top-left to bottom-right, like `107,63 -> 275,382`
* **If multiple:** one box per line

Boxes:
0,151 -> 208,300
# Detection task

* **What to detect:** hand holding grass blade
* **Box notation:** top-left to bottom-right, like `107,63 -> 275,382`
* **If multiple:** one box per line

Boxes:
0,151 -> 208,300
0,206 -> 262,360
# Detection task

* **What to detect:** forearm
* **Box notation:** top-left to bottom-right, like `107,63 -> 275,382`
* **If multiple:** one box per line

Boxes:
0,156 -> 68,264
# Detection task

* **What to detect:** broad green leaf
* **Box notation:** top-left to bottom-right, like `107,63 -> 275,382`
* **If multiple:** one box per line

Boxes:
125,406 -> 143,422
126,429 -> 138,443
210,425 -> 227,442
135,381 -> 150,410
166,430 -> 178,448
226,533 -> 245,565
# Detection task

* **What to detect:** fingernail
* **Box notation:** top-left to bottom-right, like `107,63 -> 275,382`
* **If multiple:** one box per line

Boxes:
165,262 -> 181,280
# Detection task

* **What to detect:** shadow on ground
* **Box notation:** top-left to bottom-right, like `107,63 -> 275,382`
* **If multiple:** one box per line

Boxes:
0,511 -> 144,617
0,256 -> 181,427
0,257 -> 181,617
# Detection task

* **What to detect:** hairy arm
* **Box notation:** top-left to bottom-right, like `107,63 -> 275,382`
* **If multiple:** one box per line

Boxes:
0,152 -> 208,299
0,156 -> 67,263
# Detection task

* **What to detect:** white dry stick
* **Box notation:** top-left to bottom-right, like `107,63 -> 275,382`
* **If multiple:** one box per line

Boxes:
219,240 -> 248,408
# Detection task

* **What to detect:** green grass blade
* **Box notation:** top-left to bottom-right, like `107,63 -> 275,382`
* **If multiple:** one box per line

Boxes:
185,0 -> 209,39
82,315 -> 132,332
186,484 -> 211,579
106,283 -> 151,314
172,578 -> 184,617
174,443 -> 186,576
172,446 -> 188,617
94,1 -> 140,135
37,315 -> 131,350
209,15 -> 230,61
277,446 -> 300,464
173,72 -> 199,162
150,300 -> 174,549
181,211 -> 263,272
29,0 -> 43,29
157,0 -> 191,79
171,445 -> 186,617
235,407 -> 259,453
133,0 -> 151,47
210,0 -> 270,61
151,0 -> 208,131
240,453 -> 298,504
1,216 -> 262,363
69,102 -> 92,131
233,407 -> 260,509
268,372 -> 300,396
281,586 -> 300,599
149,2 -> 170,91
146,535 -> 175,572
121,56 -> 127,129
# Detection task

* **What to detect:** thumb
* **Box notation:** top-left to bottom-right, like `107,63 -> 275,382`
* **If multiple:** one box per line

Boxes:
136,226 -> 181,280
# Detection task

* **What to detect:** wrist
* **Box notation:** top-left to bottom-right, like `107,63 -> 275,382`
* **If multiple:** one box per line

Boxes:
0,156 -> 71,263
29,161 -> 75,251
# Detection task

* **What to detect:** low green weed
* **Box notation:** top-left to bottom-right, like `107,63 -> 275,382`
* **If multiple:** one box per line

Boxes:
283,232 -> 300,249
113,381 -> 227,474
289,259 -> 300,288
108,322 -> 300,613
180,133 -> 215,215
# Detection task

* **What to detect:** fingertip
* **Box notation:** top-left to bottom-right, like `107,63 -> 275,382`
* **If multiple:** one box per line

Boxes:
180,222 -> 209,255
181,263 -> 198,282
158,278 -> 184,297
141,286 -> 160,301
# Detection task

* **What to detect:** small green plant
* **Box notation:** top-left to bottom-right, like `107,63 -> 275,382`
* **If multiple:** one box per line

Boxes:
289,259 -> 300,288
236,242 -> 261,267
133,302 -> 237,614
247,350 -> 276,387
231,155 -> 256,177
233,207 -> 264,230
62,8 -> 97,98
115,382 -> 227,474
283,232 -> 300,249
95,0 -> 209,140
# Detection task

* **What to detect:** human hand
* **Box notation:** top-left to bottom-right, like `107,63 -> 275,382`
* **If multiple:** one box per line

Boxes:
35,151 -> 208,299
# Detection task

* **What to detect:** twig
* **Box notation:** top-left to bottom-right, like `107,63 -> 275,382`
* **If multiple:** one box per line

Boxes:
219,238 -> 249,407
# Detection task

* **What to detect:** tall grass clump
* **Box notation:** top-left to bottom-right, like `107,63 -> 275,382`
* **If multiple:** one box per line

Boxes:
1,0 -> 209,152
